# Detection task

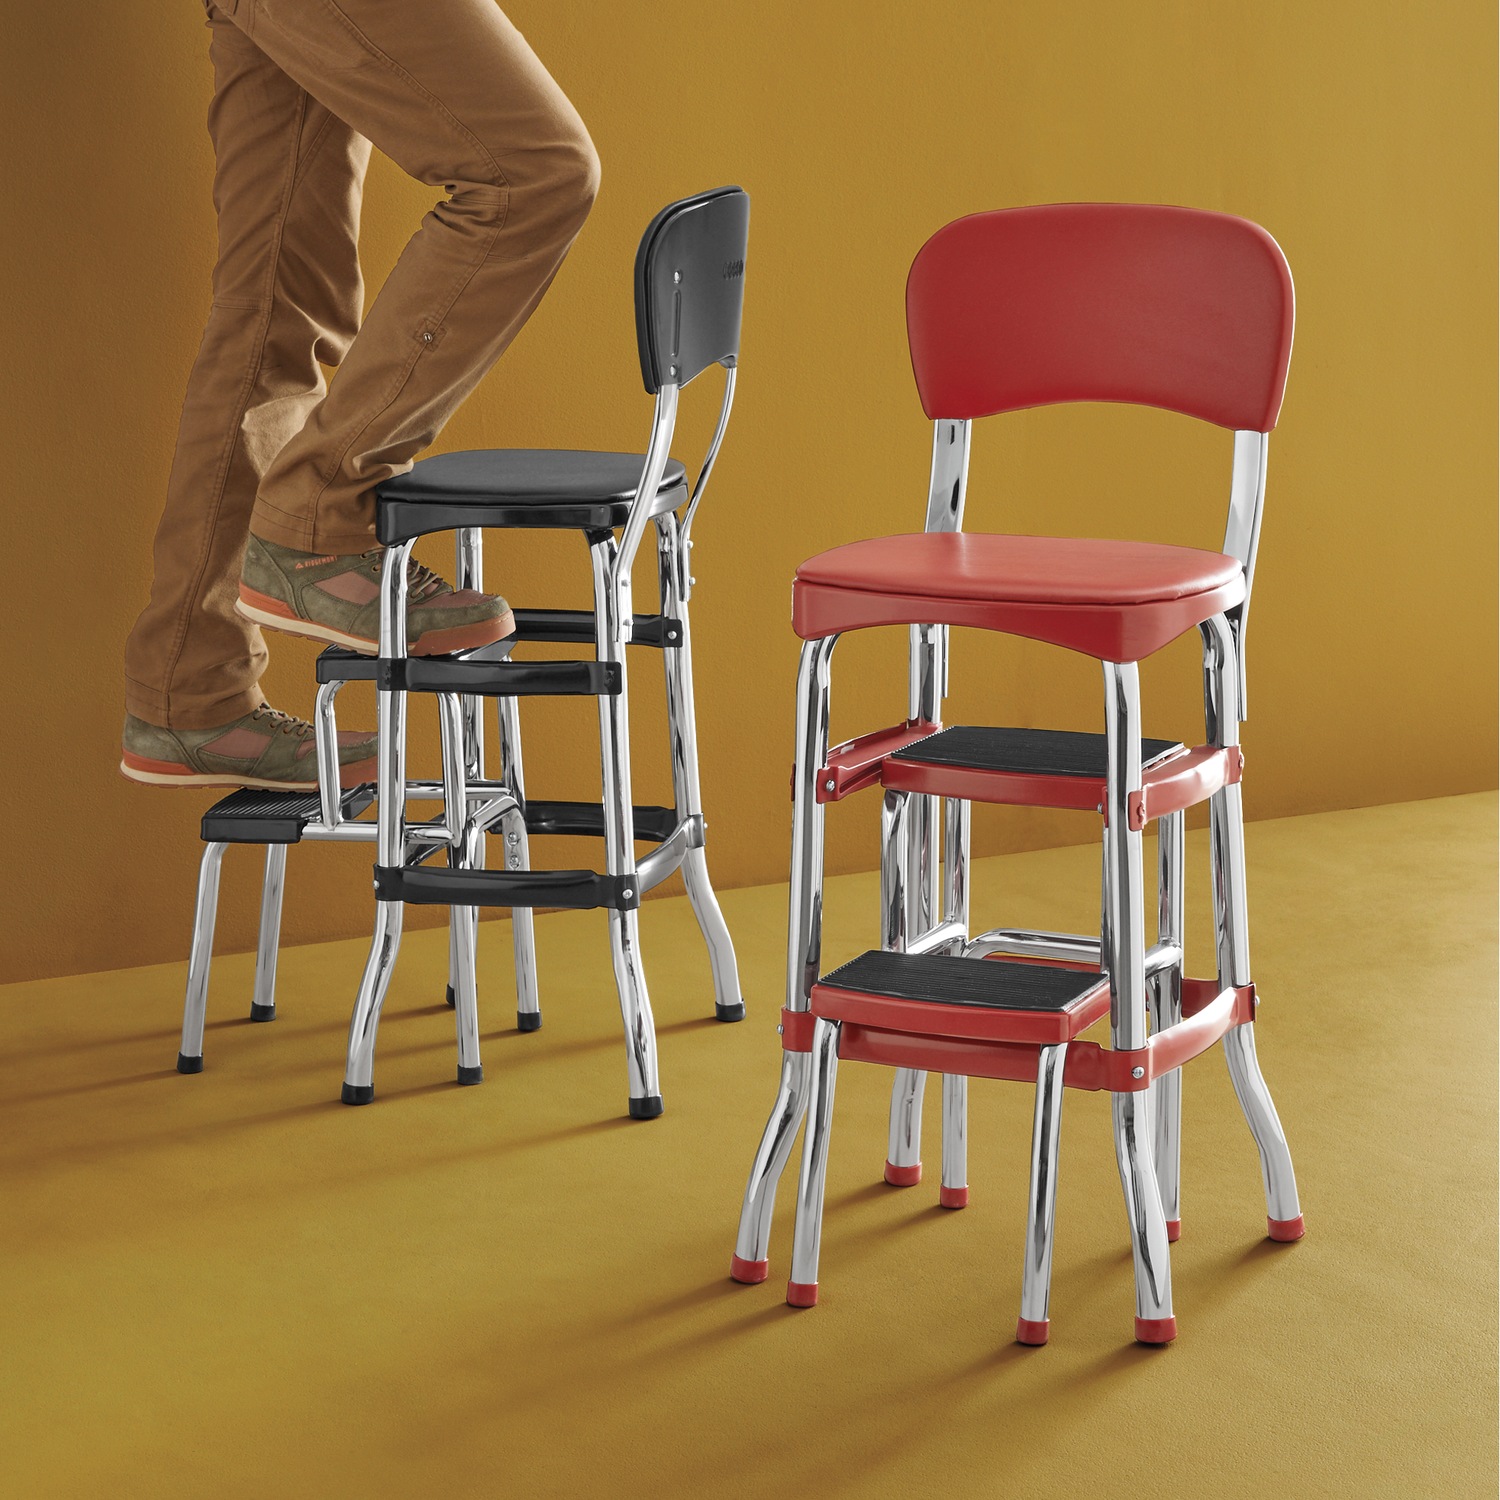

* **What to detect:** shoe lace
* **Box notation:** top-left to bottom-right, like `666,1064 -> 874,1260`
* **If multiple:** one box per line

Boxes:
365,549 -> 449,603
250,704 -> 315,739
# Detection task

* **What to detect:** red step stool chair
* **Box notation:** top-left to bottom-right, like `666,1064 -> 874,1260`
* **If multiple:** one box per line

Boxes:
730,203 -> 1304,1345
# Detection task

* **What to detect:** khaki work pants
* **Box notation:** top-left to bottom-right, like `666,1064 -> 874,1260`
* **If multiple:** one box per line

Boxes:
124,0 -> 599,728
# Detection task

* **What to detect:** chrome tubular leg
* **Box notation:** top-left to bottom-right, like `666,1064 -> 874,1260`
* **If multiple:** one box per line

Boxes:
1103,660 -> 1175,1343
342,538 -> 414,1105
249,843 -> 287,1023
437,692 -> 480,1087
496,696 -> 540,1031
939,1074 -> 968,1209
177,841 -> 227,1073
938,794 -> 971,1201
313,680 -> 345,828
1203,615 -> 1302,1240
732,635 -> 837,1282
657,516 -> 743,1021
787,1017 -> 841,1307
1151,810 -> 1185,1239
592,538 -> 661,1119
880,789 -> 926,1187
885,1070 -> 927,1186
1016,1042 -> 1067,1344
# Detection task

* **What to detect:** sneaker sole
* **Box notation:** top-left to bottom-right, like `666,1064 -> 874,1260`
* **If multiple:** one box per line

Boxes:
119,749 -> 377,792
236,586 -> 515,657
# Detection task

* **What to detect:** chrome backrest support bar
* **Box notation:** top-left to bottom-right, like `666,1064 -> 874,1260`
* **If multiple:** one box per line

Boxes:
611,383 -> 681,620
923,419 -> 972,534
1223,430 -> 1268,721
681,364 -> 737,551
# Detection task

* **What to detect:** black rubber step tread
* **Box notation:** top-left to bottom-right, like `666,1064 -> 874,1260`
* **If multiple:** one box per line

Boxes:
511,610 -> 683,648
376,864 -> 638,911
889,725 -> 1182,779
379,657 -> 620,697
818,950 -> 1105,1013
521,801 -> 680,843
201,785 -> 374,845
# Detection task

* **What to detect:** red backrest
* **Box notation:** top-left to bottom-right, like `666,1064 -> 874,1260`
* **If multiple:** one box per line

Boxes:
905,204 -> 1294,432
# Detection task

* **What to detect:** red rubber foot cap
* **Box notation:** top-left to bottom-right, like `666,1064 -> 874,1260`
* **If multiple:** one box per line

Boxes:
1135,1316 -> 1178,1345
730,1255 -> 769,1284
939,1185 -> 969,1210
1165,1218 -> 1182,1243
1015,1318 -> 1050,1346
1267,1214 -> 1305,1242
786,1281 -> 819,1308
884,1160 -> 922,1187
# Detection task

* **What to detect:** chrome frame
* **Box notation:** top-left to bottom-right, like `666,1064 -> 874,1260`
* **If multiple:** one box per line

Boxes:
1202,612 -> 1301,1225
733,397 -> 1300,1331
732,635 -> 836,1272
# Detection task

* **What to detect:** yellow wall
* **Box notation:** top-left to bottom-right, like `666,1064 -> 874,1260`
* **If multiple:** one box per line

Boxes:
1,1 -> 1494,983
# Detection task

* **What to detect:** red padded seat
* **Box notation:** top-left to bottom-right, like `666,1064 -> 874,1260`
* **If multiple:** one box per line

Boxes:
792,532 -> 1246,661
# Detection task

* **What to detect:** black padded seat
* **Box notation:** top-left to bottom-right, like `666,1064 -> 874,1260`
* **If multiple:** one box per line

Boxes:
376,449 -> 689,543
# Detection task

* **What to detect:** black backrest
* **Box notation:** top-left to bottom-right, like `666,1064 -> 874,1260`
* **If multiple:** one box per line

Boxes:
634,187 -> 750,393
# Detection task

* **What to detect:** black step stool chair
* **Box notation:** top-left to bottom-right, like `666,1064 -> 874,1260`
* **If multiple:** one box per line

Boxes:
342,187 -> 752,1115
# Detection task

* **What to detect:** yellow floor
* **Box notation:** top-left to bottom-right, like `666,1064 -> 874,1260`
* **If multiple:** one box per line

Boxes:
1,794 -> 1495,1498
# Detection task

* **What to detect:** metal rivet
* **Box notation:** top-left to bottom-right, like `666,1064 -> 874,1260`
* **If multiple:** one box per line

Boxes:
688,576 -> 696,587
421,331 -> 434,343
824,778 -> 836,792
622,888 -> 634,899
669,364 -> 678,376
673,270 -> 682,283
1131,1066 -> 1145,1079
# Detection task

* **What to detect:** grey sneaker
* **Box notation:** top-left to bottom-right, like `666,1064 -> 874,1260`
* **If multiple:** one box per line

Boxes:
237,535 -> 515,655
120,705 -> 377,790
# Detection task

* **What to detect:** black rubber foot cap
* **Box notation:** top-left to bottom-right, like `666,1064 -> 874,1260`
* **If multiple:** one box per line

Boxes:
176,1053 -> 204,1075
341,1082 -> 374,1106
516,1011 -> 543,1033
628,1095 -> 665,1120
248,1002 -> 276,1023
445,984 -> 456,1008
457,1064 -> 484,1086
716,999 -> 747,1023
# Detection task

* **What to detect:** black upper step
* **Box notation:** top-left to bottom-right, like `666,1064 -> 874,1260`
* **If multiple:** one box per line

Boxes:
316,646 -> 619,697
201,785 -> 374,845
889,725 -> 1182,779
818,950 -> 1105,1012
521,801 -> 680,843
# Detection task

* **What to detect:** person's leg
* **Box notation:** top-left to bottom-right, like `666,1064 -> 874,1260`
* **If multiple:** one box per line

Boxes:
124,2 -> 371,731
233,0 -> 599,555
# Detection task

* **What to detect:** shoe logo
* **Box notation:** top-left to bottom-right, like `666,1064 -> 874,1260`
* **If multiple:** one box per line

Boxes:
294,555 -> 339,569
723,259 -> 744,280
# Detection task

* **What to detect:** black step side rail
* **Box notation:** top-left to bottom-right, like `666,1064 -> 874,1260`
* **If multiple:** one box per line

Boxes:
373,657 -> 621,697
511,609 -> 682,648
519,800 -> 680,844
376,864 -> 640,911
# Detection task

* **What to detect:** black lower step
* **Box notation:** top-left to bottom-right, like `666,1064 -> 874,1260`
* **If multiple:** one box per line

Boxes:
819,950 -> 1105,1012
201,785 -> 374,845
376,864 -> 639,911
512,610 -> 682,648
888,725 -> 1182,779
521,801 -> 679,843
